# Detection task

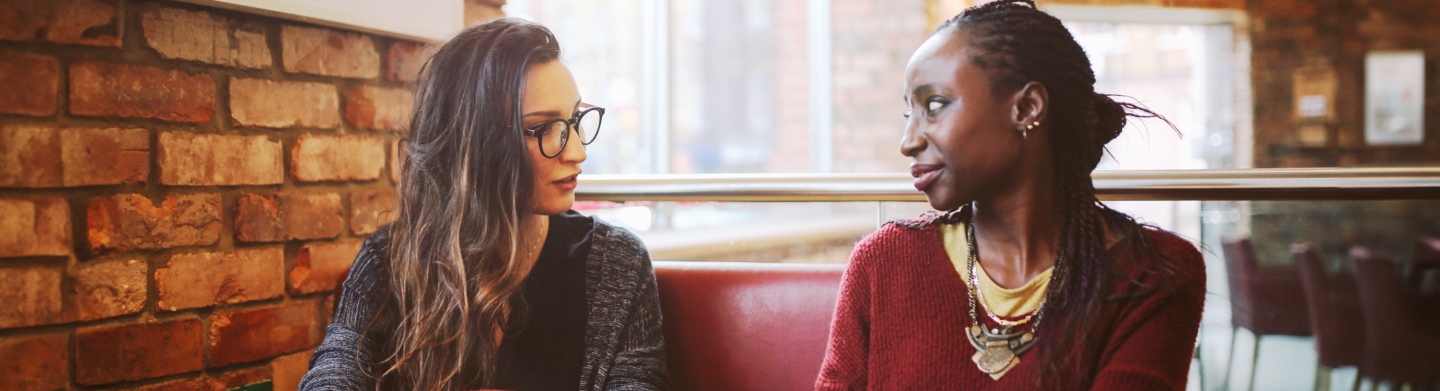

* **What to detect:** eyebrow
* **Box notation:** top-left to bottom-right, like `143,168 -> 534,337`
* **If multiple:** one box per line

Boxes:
911,83 -> 940,98
522,98 -> 584,119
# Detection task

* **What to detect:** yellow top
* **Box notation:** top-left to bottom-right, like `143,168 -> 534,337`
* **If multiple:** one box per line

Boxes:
939,222 -> 1123,318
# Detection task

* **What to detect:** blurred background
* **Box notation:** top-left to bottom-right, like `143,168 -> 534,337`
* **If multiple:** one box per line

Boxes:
1,0 -> 1437,390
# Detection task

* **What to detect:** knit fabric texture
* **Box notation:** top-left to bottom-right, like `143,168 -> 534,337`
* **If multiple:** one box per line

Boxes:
298,219 -> 668,391
816,216 -> 1205,390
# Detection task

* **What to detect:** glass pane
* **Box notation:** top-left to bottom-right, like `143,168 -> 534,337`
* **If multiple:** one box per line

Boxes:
1067,22 -> 1237,170
577,201 -> 876,263
669,0 -> 811,173
829,0 -> 927,173
508,0 -> 653,174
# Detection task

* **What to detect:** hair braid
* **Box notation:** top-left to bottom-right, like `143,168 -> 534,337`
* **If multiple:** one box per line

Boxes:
937,1 -> 1183,388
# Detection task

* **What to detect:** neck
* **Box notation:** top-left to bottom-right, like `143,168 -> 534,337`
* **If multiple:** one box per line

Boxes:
971,161 -> 1059,289
516,213 -> 549,271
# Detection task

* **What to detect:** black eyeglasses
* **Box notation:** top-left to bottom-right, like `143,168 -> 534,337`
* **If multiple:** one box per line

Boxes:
523,104 -> 605,158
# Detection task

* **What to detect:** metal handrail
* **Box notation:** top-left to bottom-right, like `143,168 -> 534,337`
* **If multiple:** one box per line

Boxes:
576,167 -> 1440,202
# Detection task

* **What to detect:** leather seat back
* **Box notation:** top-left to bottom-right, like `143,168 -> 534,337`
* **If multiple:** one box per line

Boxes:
653,261 -> 845,391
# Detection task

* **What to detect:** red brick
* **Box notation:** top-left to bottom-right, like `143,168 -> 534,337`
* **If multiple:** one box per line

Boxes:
229,78 -> 340,128
0,197 -> 71,258
87,193 -> 222,252
0,0 -> 121,46
131,378 -> 212,391
0,126 -> 148,188
350,189 -> 397,235
291,241 -> 361,294
390,139 -> 402,182
142,4 -> 271,69
62,127 -> 150,186
76,318 -> 204,385
0,333 -> 68,391
291,135 -> 387,182
0,266 -> 63,329
0,51 -> 59,116
155,247 -> 284,311
281,25 -> 380,79
344,85 -> 413,131
158,132 -> 283,186
235,193 -> 344,242
209,302 -> 319,367
385,41 -> 434,82
70,61 -> 216,122
212,367 -> 270,390
271,349 -> 314,391
72,257 -> 146,321
0,124 -> 62,188
322,294 -> 336,325
131,367 -> 268,391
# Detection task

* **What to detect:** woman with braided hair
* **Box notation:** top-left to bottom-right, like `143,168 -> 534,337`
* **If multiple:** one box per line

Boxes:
817,1 -> 1204,389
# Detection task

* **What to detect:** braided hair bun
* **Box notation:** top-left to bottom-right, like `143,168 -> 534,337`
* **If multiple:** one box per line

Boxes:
1091,93 -> 1126,149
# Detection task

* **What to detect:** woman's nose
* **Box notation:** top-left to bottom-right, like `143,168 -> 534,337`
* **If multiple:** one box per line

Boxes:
899,124 -> 926,158
561,131 -> 587,164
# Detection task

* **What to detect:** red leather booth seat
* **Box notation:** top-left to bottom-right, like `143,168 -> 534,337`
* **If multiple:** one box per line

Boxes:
653,261 -> 846,391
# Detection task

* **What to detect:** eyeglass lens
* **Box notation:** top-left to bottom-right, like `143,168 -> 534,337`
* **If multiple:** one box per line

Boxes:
538,109 -> 604,157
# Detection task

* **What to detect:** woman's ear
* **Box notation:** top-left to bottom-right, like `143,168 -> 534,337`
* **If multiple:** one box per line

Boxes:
1011,81 -> 1049,133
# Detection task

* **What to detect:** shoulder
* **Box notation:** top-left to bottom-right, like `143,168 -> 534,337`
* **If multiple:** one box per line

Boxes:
590,218 -> 652,275
857,216 -> 938,253
1111,226 -> 1205,291
1139,227 -> 1204,274
344,227 -> 392,292
847,218 -> 939,272
593,219 -> 647,254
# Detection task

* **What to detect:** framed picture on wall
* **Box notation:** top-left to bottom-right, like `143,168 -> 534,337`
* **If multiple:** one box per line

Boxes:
1364,51 -> 1425,146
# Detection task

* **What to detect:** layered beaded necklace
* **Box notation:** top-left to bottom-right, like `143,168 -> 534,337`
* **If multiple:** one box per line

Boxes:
961,212 -> 1066,380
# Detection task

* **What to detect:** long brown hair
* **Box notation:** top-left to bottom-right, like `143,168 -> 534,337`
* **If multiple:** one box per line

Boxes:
936,1 -> 1185,388
377,18 -> 560,390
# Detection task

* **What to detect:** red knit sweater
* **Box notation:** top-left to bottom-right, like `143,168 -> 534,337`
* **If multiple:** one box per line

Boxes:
816,216 -> 1206,390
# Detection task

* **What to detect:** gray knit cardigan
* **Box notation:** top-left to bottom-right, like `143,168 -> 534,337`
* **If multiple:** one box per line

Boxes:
298,221 -> 668,391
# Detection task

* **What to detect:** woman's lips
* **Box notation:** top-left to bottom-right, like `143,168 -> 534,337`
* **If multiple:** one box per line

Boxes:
911,164 -> 943,191
553,174 -> 579,191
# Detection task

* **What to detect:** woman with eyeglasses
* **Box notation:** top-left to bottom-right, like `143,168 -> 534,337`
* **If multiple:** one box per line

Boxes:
817,1 -> 1204,389
300,18 -> 667,391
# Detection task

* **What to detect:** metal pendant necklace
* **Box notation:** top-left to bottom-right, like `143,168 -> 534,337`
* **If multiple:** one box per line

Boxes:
962,213 -> 1065,380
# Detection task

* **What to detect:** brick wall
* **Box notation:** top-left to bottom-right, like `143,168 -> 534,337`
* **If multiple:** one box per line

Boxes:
0,1 -> 420,390
1247,0 -> 1440,168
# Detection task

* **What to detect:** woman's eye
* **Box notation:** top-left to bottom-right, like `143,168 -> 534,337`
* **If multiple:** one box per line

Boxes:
903,111 -> 912,119
926,100 -> 944,114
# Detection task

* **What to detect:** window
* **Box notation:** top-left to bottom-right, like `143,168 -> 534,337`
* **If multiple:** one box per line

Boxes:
508,2 -> 1252,264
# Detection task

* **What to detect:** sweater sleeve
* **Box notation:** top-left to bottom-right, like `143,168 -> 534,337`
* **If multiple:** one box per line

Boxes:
595,226 -> 670,390
815,229 -> 880,391
1089,232 -> 1207,391
300,233 -> 392,391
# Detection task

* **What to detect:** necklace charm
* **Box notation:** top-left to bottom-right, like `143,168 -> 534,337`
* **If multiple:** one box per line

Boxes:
956,208 -> 1062,381
966,325 -> 1037,380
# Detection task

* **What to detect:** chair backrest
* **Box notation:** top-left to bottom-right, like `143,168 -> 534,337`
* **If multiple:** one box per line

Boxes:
1351,251 -> 1418,349
1221,236 -> 1257,325
653,261 -> 846,391
1292,244 -> 1329,326
1292,244 -> 1363,367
